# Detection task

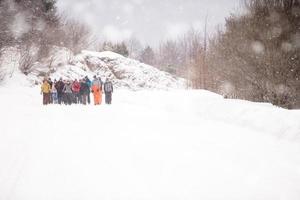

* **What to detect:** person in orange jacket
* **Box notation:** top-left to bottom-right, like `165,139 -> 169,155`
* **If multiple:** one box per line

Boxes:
41,79 -> 51,105
91,76 -> 102,105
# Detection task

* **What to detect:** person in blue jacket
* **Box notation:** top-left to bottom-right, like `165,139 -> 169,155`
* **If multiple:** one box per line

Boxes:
85,76 -> 92,104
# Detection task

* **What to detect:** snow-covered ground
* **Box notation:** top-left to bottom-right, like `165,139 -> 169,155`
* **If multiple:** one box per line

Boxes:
1,82 -> 300,200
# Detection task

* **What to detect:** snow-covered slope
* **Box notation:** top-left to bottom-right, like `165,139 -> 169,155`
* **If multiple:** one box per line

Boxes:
1,48 -> 185,90
70,50 -> 185,90
0,85 -> 300,200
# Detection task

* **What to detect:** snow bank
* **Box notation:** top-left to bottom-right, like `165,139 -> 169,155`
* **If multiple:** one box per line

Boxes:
117,90 -> 300,140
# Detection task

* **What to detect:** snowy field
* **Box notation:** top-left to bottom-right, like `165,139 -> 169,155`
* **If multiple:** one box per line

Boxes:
1,85 -> 300,200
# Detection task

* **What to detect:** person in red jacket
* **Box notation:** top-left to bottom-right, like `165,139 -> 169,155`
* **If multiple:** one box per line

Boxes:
72,79 -> 81,104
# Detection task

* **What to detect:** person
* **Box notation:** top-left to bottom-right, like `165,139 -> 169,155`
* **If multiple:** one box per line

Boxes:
98,76 -> 103,86
85,76 -> 92,104
48,78 -> 53,104
62,80 -> 68,104
104,78 -> 113,104
55,78 -> 65,104
63,80 -> 73,105
51,83 -> 58,104
91,75 -> 102,105
80,79 -> 89,105
72,79 -> 81,104
41,79 -> 51,105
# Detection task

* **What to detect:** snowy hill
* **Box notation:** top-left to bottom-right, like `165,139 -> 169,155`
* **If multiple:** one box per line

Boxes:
0,47 -> 185,90
19,49 -> 185,90
72,51 -> 185,90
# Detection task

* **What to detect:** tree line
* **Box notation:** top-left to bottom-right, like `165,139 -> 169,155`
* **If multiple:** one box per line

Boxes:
0,0 -> 91,75
207,0 -> 300,108
125,0 -> 300,109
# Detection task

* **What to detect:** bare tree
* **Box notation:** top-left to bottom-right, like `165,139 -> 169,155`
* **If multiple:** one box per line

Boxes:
125,37 -> 143,59
157,40 -> 182,73
207,0 -> 300,108
176,28 -> 205,88
19,45 -> 36,75
62,19 -> 92,54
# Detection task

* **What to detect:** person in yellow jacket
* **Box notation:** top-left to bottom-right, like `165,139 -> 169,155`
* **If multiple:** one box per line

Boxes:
41,79 -> 51,105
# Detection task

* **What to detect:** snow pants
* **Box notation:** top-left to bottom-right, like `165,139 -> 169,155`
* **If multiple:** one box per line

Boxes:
105,92 -> 112,104
52,92 -> 58,104
57,92 -> 63,104
74,92 -> 80,104
87,92 -> 91,104
81,94 -> 87,105
93,91 -> 102,105
43,93 -> 50,105
91,85 -> 102,105
64,93 -> 72,105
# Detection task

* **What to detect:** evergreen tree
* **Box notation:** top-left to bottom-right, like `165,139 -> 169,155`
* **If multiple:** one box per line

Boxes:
113,42 -> 129,57
100,41 -> 129,57
102,41 -> 114,51
140,46 -> 155,65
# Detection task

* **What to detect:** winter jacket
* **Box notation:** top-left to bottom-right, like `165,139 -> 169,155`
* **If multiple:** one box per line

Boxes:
41,82 -> 51,93
72,81 -> 81,93
92,79 -> 101,86
86,78 -> 92,88
91,84 -> 102,93
104,81 -> 113,93
63,84 -> 73,94
48,80 -> 53,88
85,79 -> 91,92
51,85 -> 57,93
80,82 -> 89,95
55,81 -> 65,93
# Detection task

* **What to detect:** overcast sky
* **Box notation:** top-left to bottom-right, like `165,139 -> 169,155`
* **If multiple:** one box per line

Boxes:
57,0 -> 242,46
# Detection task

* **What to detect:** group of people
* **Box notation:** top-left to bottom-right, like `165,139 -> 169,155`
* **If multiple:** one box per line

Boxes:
40,76 -> 114,106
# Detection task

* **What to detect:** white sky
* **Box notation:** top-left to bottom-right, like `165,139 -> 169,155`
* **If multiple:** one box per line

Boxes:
57,0 -> 242,45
